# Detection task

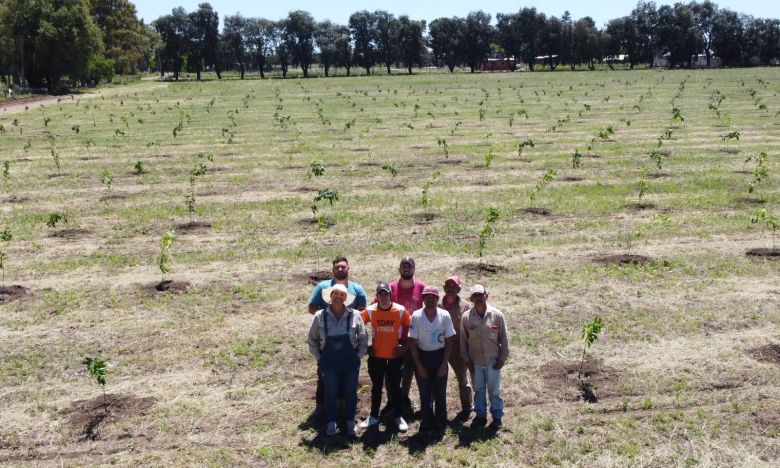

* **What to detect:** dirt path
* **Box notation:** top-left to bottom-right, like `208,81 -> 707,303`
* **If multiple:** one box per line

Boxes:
0,94 -> 96,115
0,82 -> 168,116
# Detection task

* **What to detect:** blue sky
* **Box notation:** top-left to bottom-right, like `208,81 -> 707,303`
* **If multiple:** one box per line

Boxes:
133,0 -> 780,29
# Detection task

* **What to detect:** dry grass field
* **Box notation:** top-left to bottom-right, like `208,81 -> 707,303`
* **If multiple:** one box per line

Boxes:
0,67 -> 779,466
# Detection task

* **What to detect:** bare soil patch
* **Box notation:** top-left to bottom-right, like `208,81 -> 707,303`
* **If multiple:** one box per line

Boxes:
300,217 -> 335,228
0,285 -> 28,303
628,202 -> 656,210
437,158 -> 464,165
78,156 -> 99,161
523,207 -> 551,216
746,248 -> 780,258
5,196 -> 28,204
410,145 -> 430,150
147,280 -> 190,294
175,221 -> 212,232
296,270 -> 331,286
47,173 -> 71,179
583,153 -> 601,159
593,254 -> 653,265
560,176 -> 583,182
718,147 -> 740,154
647,173 -> 669,179
749,344 -> 780,365
100,192 -> 128,201
540,357 -> 619,403
62,394 -> 156,441
413,212 -> 439,224
733,197 -> 765,205
460,263 -> 507,275
49,228 -> 90,240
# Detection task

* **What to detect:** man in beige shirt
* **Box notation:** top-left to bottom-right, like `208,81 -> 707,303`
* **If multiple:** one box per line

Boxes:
460,284 -> 509,430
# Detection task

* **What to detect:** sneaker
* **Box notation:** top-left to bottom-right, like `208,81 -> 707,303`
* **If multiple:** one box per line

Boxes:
395,416 -> 408,433
346,420 -> 357,436
326,421 -> 337,436
359,416 -> 379,429
471,415 -> 488,428
488,418 -> 503,430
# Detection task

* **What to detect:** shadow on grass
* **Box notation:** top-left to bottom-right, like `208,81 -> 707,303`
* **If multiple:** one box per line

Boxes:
450,421 -> 500,448
402,428 -> 445,454
299,432 -> 356,454
359,425 -> 398,452
297,407 -> 323,432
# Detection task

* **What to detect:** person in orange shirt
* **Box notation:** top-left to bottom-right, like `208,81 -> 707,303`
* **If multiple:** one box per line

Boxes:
359,282 -> 411,433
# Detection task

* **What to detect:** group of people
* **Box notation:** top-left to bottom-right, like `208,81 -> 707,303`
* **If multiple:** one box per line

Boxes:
306,256 -> 510,437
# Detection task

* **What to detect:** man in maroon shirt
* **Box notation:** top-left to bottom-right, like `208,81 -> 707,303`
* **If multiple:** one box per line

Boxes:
439,275 -> 474,421
388,257 -> 426,418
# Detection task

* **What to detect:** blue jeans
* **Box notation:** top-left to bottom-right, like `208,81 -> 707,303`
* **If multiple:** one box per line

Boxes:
473,358 -> 504,419
323,367 -> 359,424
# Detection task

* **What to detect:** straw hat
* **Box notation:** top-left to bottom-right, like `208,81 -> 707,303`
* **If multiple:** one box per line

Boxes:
322,283 -> 356,305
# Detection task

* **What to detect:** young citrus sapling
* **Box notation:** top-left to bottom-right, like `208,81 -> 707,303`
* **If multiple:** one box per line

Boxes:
579,316 -> 604,380
751,209 -> 778,252
158,230 -> 176,282
83,356 -> 108,409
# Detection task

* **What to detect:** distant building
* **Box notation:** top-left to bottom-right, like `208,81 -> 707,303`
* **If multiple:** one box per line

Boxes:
534,55 -> 559,67
481,57 -> 518,72
653,51 -> 721,68
604,54 -> 629,63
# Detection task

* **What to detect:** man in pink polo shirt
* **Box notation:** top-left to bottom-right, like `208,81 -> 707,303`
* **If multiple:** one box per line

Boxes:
388,257 -> 426,418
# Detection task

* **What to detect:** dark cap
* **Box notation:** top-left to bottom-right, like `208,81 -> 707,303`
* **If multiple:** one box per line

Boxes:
400,256 -> 415,267
421,285 -> 439,297
376,282 -> 392,294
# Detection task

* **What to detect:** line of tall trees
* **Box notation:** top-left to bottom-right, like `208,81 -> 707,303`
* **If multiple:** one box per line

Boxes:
2,1 -> 779,90
152,1 -> 778,79
152,7 -> 426,80
0,0 -> 155,91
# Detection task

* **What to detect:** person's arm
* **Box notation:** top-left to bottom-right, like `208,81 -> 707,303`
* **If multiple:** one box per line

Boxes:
361,309 -> 375,356
409,339 -> 428,379
355,314 -> 368,359
353,286 -> 367,310
308,284 -> 324,315
392,308 -> 411,358
438,315 -> 456,377
495,312 -> 510,369
307,315 -> 322,362
459,312 -> 471,366
407,315 -> 428,378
